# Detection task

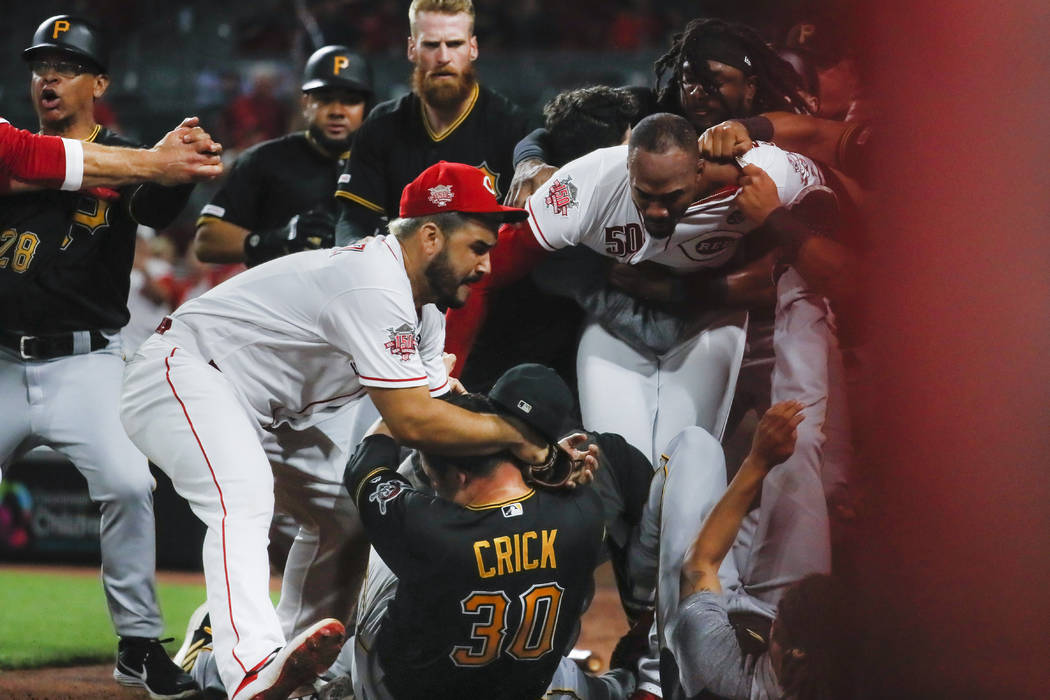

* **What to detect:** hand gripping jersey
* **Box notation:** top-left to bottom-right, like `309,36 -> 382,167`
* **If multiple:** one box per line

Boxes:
525,142 -> 824,270
159,236 -> 449,430
347,435 -> 605,700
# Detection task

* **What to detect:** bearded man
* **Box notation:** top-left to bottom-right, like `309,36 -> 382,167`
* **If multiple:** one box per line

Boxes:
333,0 -> 530,244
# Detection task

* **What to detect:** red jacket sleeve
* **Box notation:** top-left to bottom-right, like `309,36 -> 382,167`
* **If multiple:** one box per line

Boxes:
0,119 -> 71,188
444,221 -> 548,376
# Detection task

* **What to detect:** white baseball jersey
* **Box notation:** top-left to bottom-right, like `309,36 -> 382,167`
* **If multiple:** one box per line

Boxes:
160,236 -> 449,431
525,143 -> 823,270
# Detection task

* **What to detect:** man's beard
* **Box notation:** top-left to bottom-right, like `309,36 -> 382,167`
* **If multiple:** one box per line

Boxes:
425,247 -> 477,309
411,63 -> 477,111
307,123 -> 353,156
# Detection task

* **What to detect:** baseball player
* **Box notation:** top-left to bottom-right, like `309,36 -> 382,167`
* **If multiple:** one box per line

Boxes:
343,366 -> 631,700
659,401 -> 850,699
448,112 -> 825,466
332,0 -> 537,394
119,162 -> 559,700
0,115 -> 221,192
195,45 -> 373,268
0,15 -> 208,699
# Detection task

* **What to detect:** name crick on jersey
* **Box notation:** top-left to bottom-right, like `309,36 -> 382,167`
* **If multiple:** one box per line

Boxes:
472,529 -> 557,579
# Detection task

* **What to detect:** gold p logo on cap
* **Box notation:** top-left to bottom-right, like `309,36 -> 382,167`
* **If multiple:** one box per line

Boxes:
52,19 -> 71,38
333,56 -> 349,75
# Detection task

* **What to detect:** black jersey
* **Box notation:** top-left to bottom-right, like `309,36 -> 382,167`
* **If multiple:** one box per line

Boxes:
334,84 -> 529,217
197,131 -> 346,232
347,435 -> 604,700
0,126 -> 192,334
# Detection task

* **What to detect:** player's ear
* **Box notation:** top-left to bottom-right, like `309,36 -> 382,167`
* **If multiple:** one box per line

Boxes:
469,36 -> 478,62
419,221 -> 444,257
93,74 -> 110,99
407,35 -> 418,63
743,75 -> 757,110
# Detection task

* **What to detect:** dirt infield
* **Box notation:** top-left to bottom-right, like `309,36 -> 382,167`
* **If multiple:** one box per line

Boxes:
0,563 -> 629,699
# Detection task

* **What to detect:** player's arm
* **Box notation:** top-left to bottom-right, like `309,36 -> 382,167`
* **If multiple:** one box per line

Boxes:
366,384 -> 550,463
699,114 -> 873,183
507,128 -> 557,208
333,119 -> 387,245
680,401 -> 803,599
736,163 -> 855,303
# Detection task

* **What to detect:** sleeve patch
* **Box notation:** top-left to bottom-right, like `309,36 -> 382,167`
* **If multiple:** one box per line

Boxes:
201,203 -> 226,217
367,477 -> 405,515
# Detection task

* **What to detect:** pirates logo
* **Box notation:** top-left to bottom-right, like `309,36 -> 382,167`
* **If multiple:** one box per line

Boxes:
428,184 -> 454,207
384,323 -> 418,361
544,176 -> 578,217
368,480 -> 404,516
474,162 -> 501,199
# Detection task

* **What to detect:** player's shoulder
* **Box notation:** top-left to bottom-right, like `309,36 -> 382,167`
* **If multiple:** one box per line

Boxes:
743,141 -> 822,186
328,235 -> 409,285
477,86 -> 523,116
364,93 -> 414,124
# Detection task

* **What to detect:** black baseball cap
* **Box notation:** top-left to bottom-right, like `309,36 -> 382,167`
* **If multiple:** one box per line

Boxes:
489,364 -> 575,444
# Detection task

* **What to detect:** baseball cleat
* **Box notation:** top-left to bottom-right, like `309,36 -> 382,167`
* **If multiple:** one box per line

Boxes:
114,636 -> 201,700
232,618 -> 346,700
173,602 -> 212,672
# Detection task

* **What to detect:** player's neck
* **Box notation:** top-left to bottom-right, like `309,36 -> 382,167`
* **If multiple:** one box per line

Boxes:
40,114 -> 97,140
457,464 -> 530,507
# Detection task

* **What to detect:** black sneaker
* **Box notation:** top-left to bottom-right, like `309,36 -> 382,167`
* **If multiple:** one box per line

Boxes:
173,603 -> 212,673
114,636 -> 201,700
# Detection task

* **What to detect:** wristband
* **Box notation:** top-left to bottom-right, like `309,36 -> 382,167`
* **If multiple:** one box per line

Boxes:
738,115 -> 774,142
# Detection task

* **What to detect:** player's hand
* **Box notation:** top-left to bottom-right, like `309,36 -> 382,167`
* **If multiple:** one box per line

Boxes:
749,400 -> 804,470
698,120 -> 752,161
506,158 -> 557,208
607,261 -> 674,302
735,164 -> 781,226
555,433 -> 600,488
505,416 -> 553,465
441,353 -> 468,394
151,117 -> 224,185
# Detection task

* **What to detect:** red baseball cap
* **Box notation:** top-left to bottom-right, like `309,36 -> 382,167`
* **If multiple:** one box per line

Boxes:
399,161 -> 528,222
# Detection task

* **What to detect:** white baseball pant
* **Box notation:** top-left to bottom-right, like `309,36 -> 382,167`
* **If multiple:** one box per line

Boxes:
576,313 -> 747,467
121,335 -> 287,693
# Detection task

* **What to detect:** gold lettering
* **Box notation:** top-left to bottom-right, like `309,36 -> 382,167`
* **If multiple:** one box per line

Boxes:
541,529 -> 557,569
522,531 -> 538,570
473,541 -> 495,579
333,56 -> 349,74
513,533 -> 522,573
53,20 -> 71,38
493,536 -> 513,576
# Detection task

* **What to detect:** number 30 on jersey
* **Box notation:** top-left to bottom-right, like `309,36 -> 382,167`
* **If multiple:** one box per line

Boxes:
450,583 -> 564,667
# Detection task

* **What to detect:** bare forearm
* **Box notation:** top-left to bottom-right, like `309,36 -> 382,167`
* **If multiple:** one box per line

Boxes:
194,220 -> 250,263
681,457 -> 768,595
368,387 -> 521,456
80,143 -> 165,187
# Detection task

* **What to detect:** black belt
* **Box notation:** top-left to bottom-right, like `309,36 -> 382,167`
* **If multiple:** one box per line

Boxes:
0,329 -> 110,360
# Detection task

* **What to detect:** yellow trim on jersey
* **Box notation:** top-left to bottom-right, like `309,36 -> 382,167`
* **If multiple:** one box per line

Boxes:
195,215 -> 224,228
422,83 -> 479,142
82,124 -> 101,143
335,190 -> 385,213
465,489 -> 535,511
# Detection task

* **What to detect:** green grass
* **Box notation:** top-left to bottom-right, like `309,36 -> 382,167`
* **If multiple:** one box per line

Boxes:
0,570 -> 208,669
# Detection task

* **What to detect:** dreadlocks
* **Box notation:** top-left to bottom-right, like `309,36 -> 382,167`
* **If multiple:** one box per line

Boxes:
654,18 -> 813,120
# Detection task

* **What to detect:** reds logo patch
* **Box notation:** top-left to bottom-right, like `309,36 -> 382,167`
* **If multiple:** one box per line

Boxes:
677,231 -> 741,264
544,176 -> 578,216
368,480 -> 404,515
428,184 -> 454,207
384,323 -> 418,361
